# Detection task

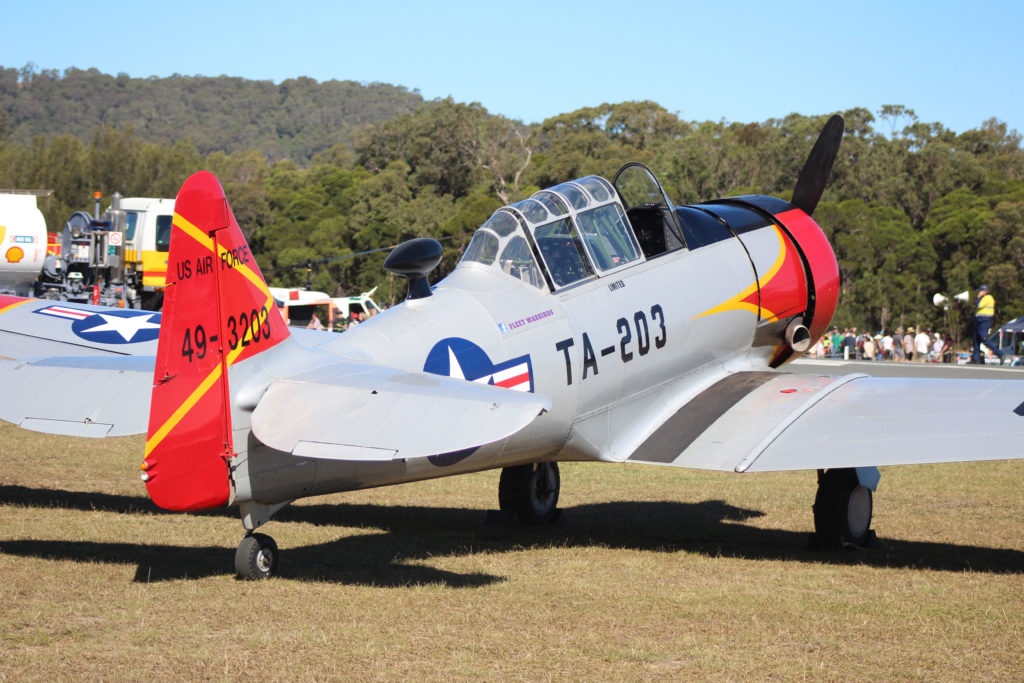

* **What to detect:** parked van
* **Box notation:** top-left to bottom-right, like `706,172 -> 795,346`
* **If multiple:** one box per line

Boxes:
269,286 -> 381,329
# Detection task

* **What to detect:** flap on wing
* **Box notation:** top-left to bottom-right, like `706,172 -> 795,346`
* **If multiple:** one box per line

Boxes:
250,361 -> 552,461
0,356 -> 154,437
625,371 -> 1024,472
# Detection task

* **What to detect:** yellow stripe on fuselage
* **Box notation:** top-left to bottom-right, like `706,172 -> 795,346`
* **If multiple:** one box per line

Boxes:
691,226 -> 786,321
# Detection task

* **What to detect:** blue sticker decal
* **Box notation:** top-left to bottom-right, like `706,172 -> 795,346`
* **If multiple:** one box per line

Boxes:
423,337 -> 534,393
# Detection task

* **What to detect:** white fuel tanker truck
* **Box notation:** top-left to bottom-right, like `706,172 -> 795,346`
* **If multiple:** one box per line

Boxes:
0,193 -> 49,298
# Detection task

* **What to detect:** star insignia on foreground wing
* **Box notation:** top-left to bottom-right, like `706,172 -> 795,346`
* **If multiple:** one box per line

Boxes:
79,313 -> 161,342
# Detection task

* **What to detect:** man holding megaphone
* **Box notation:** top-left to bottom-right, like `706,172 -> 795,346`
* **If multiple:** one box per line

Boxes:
972,284 -> 1003,364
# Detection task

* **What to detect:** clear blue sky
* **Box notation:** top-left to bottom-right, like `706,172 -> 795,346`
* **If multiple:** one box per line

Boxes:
2,0 -> 1022,135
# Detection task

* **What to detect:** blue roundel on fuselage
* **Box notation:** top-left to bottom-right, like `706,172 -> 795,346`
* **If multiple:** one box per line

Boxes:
424,337 -> 492,378
423,337 -> 534,393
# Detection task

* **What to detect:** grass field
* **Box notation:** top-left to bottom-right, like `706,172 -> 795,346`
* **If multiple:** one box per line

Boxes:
1,420 -> 1022,680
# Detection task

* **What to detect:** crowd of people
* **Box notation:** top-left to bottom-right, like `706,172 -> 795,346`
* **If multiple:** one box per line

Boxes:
305,307 -> 383,332
810,287 -> 1012,364
811,326 -> 956,363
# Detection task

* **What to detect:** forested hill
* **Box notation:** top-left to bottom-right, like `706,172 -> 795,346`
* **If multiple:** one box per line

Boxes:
2,65 -> 1023,335
0,65 -> 425,162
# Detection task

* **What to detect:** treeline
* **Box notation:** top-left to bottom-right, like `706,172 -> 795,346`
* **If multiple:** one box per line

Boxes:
0,65 -> 424,161
1,69 -> 1022,335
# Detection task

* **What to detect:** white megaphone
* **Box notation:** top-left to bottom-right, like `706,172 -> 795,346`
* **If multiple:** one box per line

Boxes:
933,290 -> 971,308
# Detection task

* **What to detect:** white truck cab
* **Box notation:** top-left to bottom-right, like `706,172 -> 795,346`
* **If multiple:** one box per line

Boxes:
120,197 -> 176,307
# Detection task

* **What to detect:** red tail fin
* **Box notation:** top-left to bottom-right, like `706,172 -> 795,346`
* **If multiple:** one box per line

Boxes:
142,171 -> 289,510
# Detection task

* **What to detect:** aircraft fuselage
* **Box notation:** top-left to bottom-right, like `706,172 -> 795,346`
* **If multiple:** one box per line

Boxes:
227,176 -> 837,522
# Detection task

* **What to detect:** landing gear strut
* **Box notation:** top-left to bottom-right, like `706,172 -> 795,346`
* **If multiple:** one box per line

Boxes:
499,462 -> 561,525
810,468 -> 876,549
235,532 -> 278,580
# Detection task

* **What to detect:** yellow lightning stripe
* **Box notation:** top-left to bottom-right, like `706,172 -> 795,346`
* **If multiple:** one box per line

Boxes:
754,227 -> 788,322
691,226 -> 786,321
691,282 -> 760,320
144,364 -> 223,456
145,211 -> 272,456
0,298 -> 32,315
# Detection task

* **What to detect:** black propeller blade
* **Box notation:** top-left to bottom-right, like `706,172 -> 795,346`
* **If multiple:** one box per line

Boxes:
791,114 -> 844,217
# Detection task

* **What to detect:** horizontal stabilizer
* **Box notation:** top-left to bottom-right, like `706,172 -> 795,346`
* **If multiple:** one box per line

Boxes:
251,362 -> 552,461
627,371 -> 1024,472
0,356 -> 154,437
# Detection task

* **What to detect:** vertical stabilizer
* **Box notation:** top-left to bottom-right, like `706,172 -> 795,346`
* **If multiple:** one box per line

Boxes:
142,171 -> 289,510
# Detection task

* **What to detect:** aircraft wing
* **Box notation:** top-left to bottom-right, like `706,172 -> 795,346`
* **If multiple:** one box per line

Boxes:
0,296 -> 161,359
251,361 -> 552,461
0,297 -> 161,437
625,371 -> 1024,472
0,355 -> 155,437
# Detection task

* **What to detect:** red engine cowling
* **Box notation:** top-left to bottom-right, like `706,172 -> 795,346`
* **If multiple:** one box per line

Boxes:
772,207 -> 840,344
697,196 -> 839,367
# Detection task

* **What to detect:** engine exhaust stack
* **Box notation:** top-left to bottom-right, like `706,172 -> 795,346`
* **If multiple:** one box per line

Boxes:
786,319 -> 812,353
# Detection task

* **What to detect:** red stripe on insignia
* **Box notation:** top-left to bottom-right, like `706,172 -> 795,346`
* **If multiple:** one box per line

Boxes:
45,306 -> 92,319
495,372 -> 530,389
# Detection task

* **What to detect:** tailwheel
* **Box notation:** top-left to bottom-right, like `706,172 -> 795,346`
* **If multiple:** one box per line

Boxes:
235,532 -> 279,580
499,462 -> 561,525
810,468 -> 877,549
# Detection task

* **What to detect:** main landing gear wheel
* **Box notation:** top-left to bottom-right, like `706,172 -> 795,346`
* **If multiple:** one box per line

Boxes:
499,462 -> 561,525
810,468 -> 876,549
235,532 -> 278,580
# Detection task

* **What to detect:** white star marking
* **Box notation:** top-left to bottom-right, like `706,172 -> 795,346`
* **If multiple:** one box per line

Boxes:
446,346 -> 493,384
81,313 -> 161,342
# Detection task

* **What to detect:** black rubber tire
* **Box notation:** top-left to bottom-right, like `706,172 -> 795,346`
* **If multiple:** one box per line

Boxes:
235,532 -> 278,580
813,468 -> 873,547
498,462 -> 560,525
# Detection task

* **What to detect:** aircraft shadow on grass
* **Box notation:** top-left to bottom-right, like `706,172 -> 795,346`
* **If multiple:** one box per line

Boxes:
1,483 -> 1022,584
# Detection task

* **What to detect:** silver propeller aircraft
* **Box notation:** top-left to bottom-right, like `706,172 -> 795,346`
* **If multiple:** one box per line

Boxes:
1,115 -> 1022,579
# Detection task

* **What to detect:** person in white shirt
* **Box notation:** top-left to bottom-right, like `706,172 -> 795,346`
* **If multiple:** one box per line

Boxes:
914,328 -> 931,363
863,335 -> 876,360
